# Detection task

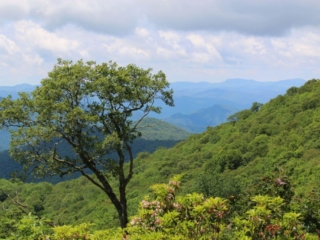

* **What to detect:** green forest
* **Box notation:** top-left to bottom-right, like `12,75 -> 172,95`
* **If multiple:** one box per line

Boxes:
1,61 -> 320,239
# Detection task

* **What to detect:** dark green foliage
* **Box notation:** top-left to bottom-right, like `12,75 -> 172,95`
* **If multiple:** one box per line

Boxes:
296,189 -> 320,233
137,117 -> 191,140
250,102 -> 263,112
0,138 -> 187,183
197,171 -> 241,199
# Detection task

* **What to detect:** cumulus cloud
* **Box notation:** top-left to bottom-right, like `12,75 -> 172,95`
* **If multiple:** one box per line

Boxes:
14,21 -> 79,54
0,35 -> 19,55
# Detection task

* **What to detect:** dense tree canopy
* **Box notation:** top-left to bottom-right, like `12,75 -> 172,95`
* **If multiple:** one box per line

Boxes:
0,59 -> 174,227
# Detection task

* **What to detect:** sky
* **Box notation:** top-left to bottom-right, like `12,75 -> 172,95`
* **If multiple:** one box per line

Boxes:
0,0 -> 320,86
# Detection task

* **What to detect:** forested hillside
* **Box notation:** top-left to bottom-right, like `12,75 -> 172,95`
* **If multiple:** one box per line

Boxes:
1,79 -> 320,238
125,79 -> 320,196
136,117 -> 191,140
0,118 -> 190,182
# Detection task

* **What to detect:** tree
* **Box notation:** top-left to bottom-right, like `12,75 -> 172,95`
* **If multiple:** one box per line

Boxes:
250,102 -> 263,112
0,59 -> 174,228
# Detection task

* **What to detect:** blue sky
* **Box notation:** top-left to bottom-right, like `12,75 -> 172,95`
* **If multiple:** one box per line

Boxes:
0,0 -> 320,86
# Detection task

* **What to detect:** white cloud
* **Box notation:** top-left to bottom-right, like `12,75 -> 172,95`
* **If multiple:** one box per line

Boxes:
14,21 -> 79,54
158,31 -> 187,58
135,28 -> 149,38
187,34 -> 206,48
156,47 -> 175,59
186,34 -> 222,63
22,53 -> 43,66
0,34 -> 19,55
159,31 -> 180,42
103,38 -> 150,60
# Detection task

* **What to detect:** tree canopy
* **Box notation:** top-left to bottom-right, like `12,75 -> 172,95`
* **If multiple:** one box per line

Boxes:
0,59 -> 174,227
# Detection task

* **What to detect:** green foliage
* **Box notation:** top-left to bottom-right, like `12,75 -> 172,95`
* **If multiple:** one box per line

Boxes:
0,59 -> 174,227
9,213 -> 52,240
138,118 -> 191,140
250,102 -> 263,112
233,195 -> 309,240
8,177 -> 320,239
128,176 -> 228,239
292,189 -> 320,233
52,223 -> 93,239
252,168 -> 294,207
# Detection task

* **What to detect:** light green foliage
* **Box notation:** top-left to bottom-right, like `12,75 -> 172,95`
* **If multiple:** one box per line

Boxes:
8,177 -> 320,239
233,195 -> 309,239
52,223 -> 94,239
9,213 -> 52,240
128,176 -> 229,239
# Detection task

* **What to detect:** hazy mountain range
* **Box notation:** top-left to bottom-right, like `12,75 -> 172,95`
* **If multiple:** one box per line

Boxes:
164,104 -> 238,133
0,84 -> 36,99
148,78 -> 306,132
0,78 -> 306,142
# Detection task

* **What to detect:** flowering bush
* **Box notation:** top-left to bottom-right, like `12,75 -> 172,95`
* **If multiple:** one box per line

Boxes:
6,176 -> 320,239
128,175 -> 229,239
232,195 -> 316,239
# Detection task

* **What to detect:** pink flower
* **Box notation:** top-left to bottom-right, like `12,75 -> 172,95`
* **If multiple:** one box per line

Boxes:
141,200 -> 150,208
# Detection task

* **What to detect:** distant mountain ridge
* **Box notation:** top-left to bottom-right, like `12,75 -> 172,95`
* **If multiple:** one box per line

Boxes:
165,105 -> 238,132
170,78 -> 305,95
0,78 -> 305,99
158,78 -> 306,132
0,78 -> 306,135
0,83 -> 37,99
169,78 -> 305,105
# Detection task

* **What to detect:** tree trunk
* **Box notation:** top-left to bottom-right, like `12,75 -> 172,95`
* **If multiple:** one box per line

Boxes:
119,180 -> 128,228
117,204 -> 128,228
84,162 -> 129,228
